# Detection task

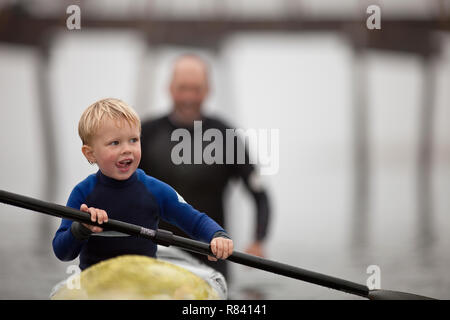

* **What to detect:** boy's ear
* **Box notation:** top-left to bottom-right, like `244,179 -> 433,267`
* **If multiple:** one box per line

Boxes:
81,145 -> 96,164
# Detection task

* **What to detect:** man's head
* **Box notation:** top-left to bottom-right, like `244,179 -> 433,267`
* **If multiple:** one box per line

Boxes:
169,54 -> 210,125
79,98 -> 141,180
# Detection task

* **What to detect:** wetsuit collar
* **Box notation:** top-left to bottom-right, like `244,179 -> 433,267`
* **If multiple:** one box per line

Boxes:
167,111 -> 205,130
96,170 -> 137,188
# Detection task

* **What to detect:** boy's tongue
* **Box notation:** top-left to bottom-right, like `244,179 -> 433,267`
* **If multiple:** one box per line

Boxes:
117,159 -> 132,170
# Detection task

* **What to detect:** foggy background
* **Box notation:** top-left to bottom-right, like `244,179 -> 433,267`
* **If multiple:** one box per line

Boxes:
0,0 -> 449,299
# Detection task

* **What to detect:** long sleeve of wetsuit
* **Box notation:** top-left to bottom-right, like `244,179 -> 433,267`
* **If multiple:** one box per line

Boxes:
231,138 -> 271,242
52,186 -> 88,261
137,172 -> 228,243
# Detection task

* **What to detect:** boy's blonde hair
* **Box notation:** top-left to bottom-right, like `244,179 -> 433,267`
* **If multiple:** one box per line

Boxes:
78,98 -> 141,145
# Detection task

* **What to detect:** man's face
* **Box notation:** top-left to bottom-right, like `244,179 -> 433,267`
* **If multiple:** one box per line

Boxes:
83,118 -> 141,180
170,61 -> 209,123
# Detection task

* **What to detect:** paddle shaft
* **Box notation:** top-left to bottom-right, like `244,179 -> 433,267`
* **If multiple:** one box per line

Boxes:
0,189 -> 369,298
169,234 -> 368,297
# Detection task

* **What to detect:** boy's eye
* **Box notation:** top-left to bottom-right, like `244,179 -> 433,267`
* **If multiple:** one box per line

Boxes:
110,141 -> 119,146
130,138 -> 139,143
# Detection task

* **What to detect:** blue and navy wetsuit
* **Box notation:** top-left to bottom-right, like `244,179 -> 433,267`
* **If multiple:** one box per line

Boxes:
52,169 -> 226,270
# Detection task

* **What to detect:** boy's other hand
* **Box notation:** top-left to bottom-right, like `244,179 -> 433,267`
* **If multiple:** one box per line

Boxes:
80,203 -> 108,233
208,237 -> 234,261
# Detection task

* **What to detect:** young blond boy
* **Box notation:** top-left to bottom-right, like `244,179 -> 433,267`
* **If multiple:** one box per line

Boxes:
52,98 -> 233,270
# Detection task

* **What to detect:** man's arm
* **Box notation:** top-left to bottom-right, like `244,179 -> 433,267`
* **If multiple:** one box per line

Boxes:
242,170 -> 271,242
229,133 -> 271,256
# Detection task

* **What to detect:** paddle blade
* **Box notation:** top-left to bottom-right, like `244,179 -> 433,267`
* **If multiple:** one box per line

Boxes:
368,289 -> 437,300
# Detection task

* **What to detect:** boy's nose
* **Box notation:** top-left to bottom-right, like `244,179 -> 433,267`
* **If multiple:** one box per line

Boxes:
121,144 -> 132,154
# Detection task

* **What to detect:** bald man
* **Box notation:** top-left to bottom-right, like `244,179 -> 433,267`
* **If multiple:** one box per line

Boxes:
139,54 -> 270,280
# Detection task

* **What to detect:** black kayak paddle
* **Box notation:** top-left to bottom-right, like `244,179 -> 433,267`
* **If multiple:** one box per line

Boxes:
0,189 -> 436,300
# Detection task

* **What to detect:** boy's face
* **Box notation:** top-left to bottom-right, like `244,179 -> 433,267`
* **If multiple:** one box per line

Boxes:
82,118 -> 141,180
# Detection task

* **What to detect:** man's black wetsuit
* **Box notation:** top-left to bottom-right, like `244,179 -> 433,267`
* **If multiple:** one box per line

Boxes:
139,114 -> 270,279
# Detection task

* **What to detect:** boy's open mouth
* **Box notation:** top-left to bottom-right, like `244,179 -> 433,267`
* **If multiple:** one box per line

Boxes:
116,159 -> 133,171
